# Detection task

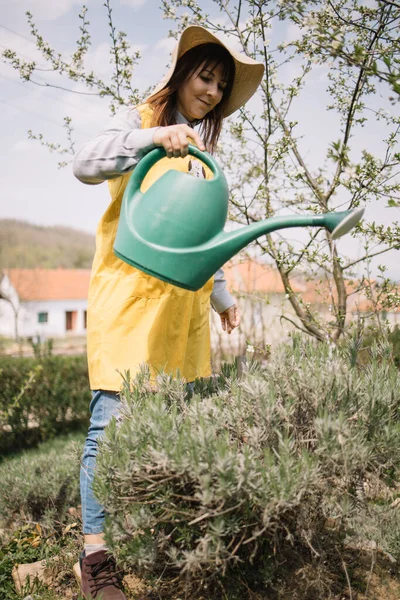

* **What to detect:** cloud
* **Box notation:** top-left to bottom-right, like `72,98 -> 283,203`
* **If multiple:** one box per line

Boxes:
120,0 -> 147,8
155,36 -> 176,54
13,138 -> 46,152
82,42 -> 115,80
211,29 -> 244,54
6,0 -> 84,23
0,101 -> 19,119
82,41 -> 145,80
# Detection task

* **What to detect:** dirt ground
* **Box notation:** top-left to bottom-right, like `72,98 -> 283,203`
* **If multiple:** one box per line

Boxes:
2,335 -> 87,357
116,551 -> 400,600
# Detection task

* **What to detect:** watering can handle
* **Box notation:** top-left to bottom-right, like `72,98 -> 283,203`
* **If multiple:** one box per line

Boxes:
131,144 -> 221,189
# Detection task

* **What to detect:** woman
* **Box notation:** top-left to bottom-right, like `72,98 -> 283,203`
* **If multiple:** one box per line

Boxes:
73,25 -> 263,600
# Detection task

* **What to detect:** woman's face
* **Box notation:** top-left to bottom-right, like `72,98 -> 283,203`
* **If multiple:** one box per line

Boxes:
176,61 -> 227,122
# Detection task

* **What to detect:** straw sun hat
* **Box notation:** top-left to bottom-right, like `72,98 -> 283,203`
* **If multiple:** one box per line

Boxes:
150,25 -> 264,117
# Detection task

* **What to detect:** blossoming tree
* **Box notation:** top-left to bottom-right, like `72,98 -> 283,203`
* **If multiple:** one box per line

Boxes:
3,0 -> 399,341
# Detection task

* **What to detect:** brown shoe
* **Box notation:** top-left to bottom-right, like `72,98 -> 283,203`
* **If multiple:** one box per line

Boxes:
80,549 -> 127,599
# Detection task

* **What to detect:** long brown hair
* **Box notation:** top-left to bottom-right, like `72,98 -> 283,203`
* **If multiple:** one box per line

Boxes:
147,43 -> 235,153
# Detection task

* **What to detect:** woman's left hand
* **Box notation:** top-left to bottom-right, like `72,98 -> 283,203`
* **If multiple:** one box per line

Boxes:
219,304 -> 241,334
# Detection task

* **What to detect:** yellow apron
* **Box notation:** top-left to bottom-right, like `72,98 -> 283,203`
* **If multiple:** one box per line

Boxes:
87,103 -> 213,391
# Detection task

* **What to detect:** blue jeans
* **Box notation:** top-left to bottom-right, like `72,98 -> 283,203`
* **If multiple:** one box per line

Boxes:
80,384 -> 195,534
80,390 -> 121,534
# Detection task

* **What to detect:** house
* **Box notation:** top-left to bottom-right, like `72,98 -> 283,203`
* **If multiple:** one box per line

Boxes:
210,259 -> 307,361
1,263 -> 298,348
1,264 -> 398,349
0,269 -> 91,339
209,259 -> 400,364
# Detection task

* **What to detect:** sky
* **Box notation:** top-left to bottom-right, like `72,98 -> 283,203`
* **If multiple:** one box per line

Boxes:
0,0 -> 399,280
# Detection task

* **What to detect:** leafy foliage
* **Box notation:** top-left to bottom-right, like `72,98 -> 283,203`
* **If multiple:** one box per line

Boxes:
2,2 -> 143,118
288,0 -> 400,100
0,353 -> 90,453
161,0 -> 400,341
94,336 -> 400,597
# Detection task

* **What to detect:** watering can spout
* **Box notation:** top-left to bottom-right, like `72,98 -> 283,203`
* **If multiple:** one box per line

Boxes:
215,208 -> 365,260
114,145 -> 365,291
171,207 -> 364,289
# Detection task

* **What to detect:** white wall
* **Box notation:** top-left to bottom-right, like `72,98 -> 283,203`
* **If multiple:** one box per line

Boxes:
211,292 -> 400,367
20,299 -> 88,338
0,294 -> 88,339
0,298 -> 18,338
210,293 -> 295,366
0,274 -> 21,338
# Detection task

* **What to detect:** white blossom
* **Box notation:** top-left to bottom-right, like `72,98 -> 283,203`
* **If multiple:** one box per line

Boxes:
164,6 -> 176,18
305,16 -> 319,28
331,34 -> 344,51
344,165 -> 357,180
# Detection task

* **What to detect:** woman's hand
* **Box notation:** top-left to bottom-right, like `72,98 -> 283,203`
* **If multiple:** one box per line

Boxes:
219,304 -> 241,335
153,124 -> 205,158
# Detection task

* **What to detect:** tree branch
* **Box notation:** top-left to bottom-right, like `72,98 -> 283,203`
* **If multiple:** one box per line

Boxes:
344,246 -> 394,270
325,8 -> 389,204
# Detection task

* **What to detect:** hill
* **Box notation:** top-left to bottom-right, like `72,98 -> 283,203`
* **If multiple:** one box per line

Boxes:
0,219 -> 95,269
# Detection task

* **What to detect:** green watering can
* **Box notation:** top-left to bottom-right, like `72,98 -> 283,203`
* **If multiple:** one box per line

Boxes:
114,145 -> 364,291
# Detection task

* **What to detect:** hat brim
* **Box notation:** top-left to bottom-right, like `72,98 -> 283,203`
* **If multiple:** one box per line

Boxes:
149,26 -> 264,117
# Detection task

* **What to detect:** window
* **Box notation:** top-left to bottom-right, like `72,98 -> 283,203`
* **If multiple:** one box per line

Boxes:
38,312 -> 48,324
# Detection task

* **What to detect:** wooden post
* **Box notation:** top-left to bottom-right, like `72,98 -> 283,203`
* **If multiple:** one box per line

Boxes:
235,354 -> 247,378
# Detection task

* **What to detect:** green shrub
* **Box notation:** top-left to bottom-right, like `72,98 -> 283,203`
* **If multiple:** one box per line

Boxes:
94,336 -> 400,598
0,433 -> 84,530
384,324 -> 400,368
0,354 -> 90,453
358,323 -> 400,368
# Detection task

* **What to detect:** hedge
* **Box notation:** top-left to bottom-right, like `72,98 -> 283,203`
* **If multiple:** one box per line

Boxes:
0,354 -> 90,453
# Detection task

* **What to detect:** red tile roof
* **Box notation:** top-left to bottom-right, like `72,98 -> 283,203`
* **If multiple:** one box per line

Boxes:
5,269 -> 91,301
223,259 -> 306,294
224,260 -> 399,314
5,262 -> 298,302
4,264 -> 398,314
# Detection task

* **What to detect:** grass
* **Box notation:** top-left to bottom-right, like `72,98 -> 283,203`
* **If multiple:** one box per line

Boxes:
0,431 -> 86,600
0,428 -> 86,465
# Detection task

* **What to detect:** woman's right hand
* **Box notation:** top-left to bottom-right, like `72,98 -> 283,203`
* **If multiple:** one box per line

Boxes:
153,124 -> 205,158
